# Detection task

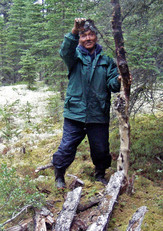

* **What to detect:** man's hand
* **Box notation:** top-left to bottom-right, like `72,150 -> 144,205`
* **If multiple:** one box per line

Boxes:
118,74 -> 132,85
72,18 -> 86,35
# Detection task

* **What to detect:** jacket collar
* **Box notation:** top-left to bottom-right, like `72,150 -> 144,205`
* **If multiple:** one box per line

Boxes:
77,44 -> 102,61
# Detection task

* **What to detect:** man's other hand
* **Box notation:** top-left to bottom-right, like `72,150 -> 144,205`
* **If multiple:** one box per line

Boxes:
118,74 -> 132,85
72,18 -> 86,35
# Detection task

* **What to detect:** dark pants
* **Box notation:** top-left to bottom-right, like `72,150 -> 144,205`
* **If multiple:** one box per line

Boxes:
52,118 -> 111,170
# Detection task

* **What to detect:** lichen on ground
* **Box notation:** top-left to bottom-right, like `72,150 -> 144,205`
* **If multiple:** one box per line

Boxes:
0,83 -> 162,230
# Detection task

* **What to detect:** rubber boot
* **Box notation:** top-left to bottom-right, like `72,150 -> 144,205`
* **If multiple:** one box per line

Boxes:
54,167 -> 66,189
95,167 -> 107,185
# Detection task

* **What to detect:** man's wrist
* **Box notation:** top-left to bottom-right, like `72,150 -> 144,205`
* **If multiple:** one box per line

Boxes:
117,75 -> 121,83
72,27 -> 79,35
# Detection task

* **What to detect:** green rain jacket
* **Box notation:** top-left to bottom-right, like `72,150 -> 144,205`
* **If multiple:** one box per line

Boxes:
60,32 -> 120,123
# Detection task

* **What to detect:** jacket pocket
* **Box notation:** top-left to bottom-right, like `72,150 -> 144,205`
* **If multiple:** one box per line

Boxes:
89,94 -> 110,115
64,96 -> 85,114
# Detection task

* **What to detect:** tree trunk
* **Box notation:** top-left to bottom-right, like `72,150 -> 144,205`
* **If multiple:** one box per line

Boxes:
111,0 -> 131,176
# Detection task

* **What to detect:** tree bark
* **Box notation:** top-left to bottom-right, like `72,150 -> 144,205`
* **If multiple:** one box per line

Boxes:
34,207 -> 55,231
126,206 -> 148,231
55,187 -> 82,231
5,218 -> 33,231
86,171 -> 125,231
111,0 -> 131,176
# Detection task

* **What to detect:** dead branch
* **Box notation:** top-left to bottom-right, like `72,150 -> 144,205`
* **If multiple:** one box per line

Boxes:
1,204 -> 33,227
156,156 -> 163,164
126,173 -> 135,195
126,206 -> 148,231
111,0 -> 131,177
35,163 -> 54,173
67,173 -> 84,189
77,197 -> 100,213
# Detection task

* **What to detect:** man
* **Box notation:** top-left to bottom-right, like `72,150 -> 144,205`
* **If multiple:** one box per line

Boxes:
52,18 -> 121,188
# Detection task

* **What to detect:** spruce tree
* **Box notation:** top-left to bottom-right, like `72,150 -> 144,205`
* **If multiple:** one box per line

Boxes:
18,50 -> 37,89
6,0 -> 27,83
0,16 -> 12,84
43,0 -> 82,99
0,0 -> 13,23
23,0 -> 46,81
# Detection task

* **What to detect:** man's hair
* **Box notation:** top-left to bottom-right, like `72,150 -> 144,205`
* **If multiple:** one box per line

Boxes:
80,19 -> 98,35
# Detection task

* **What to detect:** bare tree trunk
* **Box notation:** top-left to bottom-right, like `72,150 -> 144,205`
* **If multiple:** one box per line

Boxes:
111,0 -> 131,176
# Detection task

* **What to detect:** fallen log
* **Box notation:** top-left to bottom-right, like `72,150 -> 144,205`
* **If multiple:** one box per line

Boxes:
55,186 -> 82,231
126,206 -> 147,231
86,170 -> 125,231
5,218 -> 33,231
34,212 -> 47,231
34,207 -> 55,231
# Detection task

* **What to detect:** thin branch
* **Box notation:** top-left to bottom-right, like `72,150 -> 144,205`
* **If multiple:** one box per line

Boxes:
97,29 -> 115,52
67,174 -> 84,186
156,156 -> 163,164
35,163 -> 54,173
1,205 -> 33,227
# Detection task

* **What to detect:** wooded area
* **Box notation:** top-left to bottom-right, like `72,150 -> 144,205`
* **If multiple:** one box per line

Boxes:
0,0 -> 162,230
0,0 -> 162,112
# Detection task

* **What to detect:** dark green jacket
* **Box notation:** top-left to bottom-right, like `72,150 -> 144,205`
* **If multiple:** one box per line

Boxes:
60,32 -> 120,123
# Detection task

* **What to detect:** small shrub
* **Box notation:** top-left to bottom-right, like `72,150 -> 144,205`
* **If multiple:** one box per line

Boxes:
0,100 -> 20,140
110,114 -> 163,182
0,164 -> 46,225
46,94 -> 63,123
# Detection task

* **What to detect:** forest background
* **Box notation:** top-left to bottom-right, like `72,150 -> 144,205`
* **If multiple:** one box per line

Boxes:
0,0 -> 162,230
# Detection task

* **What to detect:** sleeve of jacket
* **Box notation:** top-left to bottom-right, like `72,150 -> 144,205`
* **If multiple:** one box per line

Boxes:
106,58 -> 121,93
59,32 -> 79,71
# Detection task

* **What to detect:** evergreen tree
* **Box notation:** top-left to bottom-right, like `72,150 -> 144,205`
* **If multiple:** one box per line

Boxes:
23,0 -> 46,81
0,0 -> 13,23
0,16 -> 12,84
42,0 -> 83,99
0,16 -> 6,83
6,0 -> 27,83
18,50 -> 37,89
84,0 -> 162,113
0,0 -> 161,114
120,0 -> 163,113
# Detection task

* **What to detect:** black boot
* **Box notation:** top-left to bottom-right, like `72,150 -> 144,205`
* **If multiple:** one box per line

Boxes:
54,167 -> 66,189
95,167 -> 108,185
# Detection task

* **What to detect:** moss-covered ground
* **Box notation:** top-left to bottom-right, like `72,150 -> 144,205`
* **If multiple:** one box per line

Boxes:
0,89 -> 162,230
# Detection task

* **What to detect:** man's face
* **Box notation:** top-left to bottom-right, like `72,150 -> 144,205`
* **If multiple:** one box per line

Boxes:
79,30 -> 97,52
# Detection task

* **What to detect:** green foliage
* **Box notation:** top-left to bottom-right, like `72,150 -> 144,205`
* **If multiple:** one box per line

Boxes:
130,114 -> 163,181
18,50 -> 37,89
0,163 -> 46,225
0,100 -> 20,140
0,0 -> 162,114
110,114 -> 163,182
46,94 -> 64,123
19,101 -> 33,124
